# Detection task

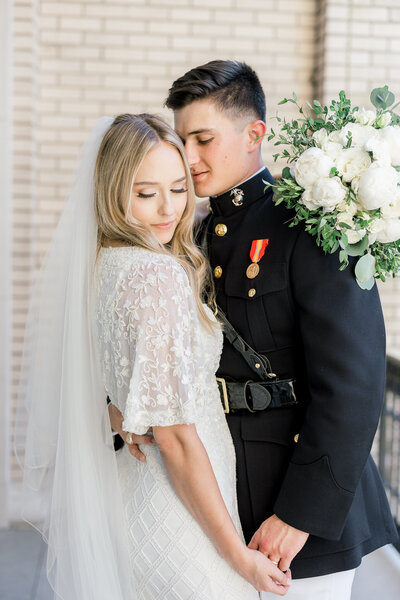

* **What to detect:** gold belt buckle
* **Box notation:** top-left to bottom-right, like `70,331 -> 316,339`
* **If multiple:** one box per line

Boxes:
216,377 -> 229,413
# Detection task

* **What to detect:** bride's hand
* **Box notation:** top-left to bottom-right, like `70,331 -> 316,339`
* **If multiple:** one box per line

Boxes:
241,548 -> 291,595
108,403 -> 155,461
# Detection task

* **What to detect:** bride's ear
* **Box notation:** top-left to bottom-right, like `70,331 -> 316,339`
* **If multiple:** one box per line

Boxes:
246,120 -> 267,153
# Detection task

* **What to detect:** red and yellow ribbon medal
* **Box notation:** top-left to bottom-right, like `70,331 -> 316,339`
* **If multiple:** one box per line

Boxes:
246,239 -> 269,279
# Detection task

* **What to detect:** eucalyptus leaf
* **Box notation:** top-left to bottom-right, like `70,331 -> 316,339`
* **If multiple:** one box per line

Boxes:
344,236 -> 369,256
370,86 -> 395,110
355,253 -> 376,282
356,276 -> 375,290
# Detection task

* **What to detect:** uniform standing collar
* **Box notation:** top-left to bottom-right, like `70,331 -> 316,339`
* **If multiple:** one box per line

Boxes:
209,167 -> 274,218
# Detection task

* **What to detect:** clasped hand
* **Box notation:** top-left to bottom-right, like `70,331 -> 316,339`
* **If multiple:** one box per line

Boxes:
248,514 -> 309,572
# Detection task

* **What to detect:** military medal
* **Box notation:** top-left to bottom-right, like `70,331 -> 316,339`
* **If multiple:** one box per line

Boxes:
246,238 -> 269,279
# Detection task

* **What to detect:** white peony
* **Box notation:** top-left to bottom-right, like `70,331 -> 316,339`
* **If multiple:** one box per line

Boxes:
381,189 -> 400,219
324,141 -> 344,162
336,211 -> 366,244
364,136 -> 391,166
375,218 -> 400,243
301,176 -> 347,212
378,126 -> 400,166
353,108 -> 376,126
375,112 -> 392,129
339,122 -> 377,148
335,147 -> 371,182
357,163 -> 399,210
312,128 -> 328,148
293,147 -> 335,189
368,217 -> 386,244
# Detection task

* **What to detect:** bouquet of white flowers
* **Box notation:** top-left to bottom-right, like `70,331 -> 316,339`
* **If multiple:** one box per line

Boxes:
267,86 -> 400,289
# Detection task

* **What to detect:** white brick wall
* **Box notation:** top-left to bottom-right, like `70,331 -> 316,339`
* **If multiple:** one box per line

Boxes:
10,0 -> 400,482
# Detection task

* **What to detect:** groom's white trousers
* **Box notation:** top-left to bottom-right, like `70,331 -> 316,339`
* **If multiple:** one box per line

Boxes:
261,568 -> 355,600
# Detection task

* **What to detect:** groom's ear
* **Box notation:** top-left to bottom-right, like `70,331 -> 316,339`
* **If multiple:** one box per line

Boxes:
246,120 -> 267,153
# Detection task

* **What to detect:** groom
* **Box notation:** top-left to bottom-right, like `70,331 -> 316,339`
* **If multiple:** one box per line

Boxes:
110,61 -> 398,598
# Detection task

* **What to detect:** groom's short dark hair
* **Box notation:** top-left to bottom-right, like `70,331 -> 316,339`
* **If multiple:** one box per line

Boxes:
165,60 -> 266,122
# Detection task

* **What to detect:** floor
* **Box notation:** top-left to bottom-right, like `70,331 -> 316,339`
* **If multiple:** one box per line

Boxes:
0,523 -> 53,600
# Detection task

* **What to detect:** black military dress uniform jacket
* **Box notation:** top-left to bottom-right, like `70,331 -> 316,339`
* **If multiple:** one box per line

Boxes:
199,167 -> 398,579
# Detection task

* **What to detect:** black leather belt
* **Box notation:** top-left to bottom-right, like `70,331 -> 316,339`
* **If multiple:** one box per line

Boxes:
217,377 -> 297,414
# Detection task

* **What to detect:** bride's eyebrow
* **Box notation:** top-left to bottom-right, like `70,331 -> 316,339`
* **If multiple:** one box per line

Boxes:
133,180 -> 158,186
172,176 -> 186,184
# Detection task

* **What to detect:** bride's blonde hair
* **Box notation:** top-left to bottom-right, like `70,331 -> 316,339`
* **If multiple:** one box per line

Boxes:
94,113 -> 215,330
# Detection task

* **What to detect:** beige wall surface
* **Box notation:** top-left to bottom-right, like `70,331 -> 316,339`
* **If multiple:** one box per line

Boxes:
9,0 -> 400,486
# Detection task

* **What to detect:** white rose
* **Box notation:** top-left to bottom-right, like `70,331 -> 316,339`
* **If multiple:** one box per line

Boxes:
353,108 -> 376,126
351,175 -> 361,194
336,211 -> 366,244
368,217 -> 386,244
357,163 -> 399,210
336,199 -> 358,216
375,112 -> 392,128
293,147 -> 335,189
301,176 -> 347,212
328,130 -> 344,144
335,147 -> 371,182
375,217 -> 400,243
312,129 -> 328,148
379,126 -> 400,166
339,123 -> 377,147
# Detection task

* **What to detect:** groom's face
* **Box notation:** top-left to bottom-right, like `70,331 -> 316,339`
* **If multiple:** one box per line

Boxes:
174,99 -> 254,198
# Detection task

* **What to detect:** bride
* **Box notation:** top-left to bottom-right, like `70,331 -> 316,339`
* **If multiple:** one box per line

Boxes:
17,113 -> 291,599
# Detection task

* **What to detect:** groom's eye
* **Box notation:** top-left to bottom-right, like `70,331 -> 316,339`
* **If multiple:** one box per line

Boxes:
198,138 -> 213,145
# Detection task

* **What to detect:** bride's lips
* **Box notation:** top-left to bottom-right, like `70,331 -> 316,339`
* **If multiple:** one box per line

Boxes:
151,220 -> 175,230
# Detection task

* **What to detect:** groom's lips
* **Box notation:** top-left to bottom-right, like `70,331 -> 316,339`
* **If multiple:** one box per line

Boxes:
192,171 -> 208,182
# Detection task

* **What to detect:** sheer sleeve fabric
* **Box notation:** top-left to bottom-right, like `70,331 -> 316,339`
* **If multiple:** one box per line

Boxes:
115,256 -> 198,435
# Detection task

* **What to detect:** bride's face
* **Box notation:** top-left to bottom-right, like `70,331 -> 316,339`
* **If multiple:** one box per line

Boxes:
130,141 -> 188,244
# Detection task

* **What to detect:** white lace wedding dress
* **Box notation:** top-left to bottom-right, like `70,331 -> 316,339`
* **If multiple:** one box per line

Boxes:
95,246 -> 259,600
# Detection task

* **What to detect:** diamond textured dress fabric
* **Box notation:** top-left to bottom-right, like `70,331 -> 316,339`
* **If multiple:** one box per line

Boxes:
95,247 -> 258,600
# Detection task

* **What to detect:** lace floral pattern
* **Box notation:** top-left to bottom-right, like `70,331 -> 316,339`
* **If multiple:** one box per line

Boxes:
95,247 -> 210,434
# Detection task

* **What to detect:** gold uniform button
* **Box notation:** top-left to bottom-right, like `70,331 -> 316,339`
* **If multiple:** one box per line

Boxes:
215,223 -> 227,237
248,288 -> 256,298
294,433 -> 299,443
214,266 -> 223,279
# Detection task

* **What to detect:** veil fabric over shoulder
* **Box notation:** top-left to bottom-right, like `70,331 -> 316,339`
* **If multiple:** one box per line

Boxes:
14,117 -> 137,599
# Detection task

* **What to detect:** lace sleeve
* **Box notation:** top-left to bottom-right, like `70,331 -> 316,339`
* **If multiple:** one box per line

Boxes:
116,256 -> 199,435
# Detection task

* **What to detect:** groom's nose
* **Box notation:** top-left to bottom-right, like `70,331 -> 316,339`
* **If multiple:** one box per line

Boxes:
184,140 -> 200,168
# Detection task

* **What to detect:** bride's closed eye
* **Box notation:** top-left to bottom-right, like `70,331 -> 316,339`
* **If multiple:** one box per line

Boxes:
171,187 -> 188,194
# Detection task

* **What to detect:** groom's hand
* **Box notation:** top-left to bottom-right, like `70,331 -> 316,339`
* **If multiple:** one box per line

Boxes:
108,403 -> 155,461
248,514 -> 309,573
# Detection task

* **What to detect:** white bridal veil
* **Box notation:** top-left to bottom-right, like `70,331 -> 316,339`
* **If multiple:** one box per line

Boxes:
14,117 -> 137,599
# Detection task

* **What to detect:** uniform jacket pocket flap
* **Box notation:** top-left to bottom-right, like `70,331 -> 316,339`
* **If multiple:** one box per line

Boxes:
225,262 -> 286,298
240,407 -> 301,446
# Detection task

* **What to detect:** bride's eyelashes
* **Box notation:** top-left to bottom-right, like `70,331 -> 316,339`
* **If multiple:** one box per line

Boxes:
136,188 -> 187,199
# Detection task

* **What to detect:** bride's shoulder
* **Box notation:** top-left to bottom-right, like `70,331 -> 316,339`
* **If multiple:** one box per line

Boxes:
99,246 -> 189,289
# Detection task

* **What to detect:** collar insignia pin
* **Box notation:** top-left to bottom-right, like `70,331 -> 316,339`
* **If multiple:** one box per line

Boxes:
230,188 -> 244,206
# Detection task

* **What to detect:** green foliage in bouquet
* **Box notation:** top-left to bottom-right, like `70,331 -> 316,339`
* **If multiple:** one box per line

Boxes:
266,86 -> 400,289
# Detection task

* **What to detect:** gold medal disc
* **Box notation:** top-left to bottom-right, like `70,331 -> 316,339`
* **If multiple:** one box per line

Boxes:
246,263 -> 260,279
